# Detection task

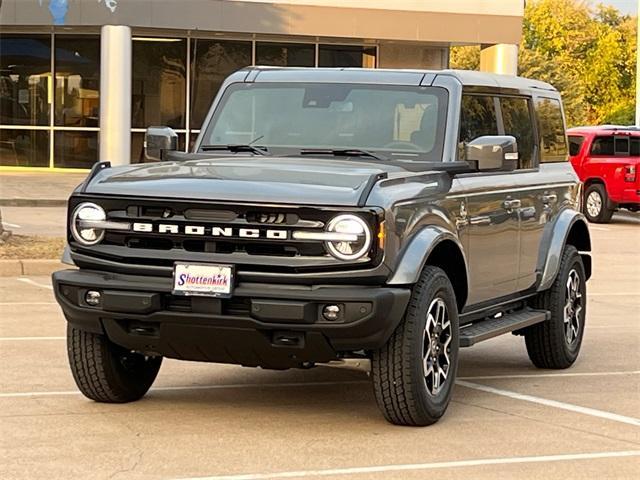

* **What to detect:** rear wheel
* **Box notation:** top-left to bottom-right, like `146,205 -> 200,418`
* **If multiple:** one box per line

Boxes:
67,325 -> 162,403
371,266 -> 459,426
524,245 -> 586,369
584,183 -> 614,223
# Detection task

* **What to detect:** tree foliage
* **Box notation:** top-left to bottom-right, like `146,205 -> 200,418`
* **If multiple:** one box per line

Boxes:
450,0 -> 637,126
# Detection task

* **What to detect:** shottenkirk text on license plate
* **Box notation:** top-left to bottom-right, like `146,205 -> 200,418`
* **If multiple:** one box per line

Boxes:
172,263 -> 233,297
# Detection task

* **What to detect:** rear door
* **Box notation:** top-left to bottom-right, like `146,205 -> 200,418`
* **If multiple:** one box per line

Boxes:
516,96 -> 576,291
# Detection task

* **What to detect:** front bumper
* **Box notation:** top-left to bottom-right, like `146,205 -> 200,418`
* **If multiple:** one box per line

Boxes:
53,269 -> 410,369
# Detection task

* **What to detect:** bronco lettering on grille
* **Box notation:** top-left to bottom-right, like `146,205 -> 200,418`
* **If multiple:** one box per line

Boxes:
132,222 -> 289,240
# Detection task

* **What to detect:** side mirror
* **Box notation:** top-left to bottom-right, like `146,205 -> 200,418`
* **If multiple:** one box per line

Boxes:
145,126 -> 178,162
465,135 -> 518,171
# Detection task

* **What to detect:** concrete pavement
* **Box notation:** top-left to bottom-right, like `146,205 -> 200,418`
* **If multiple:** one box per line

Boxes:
0,172 -> 87,207
1,206 -> 67,237
0,221 -> 639,479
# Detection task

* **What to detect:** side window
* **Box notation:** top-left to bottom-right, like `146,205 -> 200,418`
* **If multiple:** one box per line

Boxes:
459,95 -> 498,145
590,136 -> 614,156
614,136 -> 630,156
535,97 -> 567,162
500,97 -> 535,169
631,137 -> 640,156
568,135 -> 585,157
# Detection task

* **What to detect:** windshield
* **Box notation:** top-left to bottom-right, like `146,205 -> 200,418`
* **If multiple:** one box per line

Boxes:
200,83 -> 448,161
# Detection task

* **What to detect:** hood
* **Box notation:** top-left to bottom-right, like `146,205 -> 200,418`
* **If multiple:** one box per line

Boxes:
84,157 -> 402,207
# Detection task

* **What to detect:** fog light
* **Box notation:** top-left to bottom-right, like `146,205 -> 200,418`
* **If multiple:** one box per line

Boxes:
85,290 -> 102,306
322,304 -> 341,321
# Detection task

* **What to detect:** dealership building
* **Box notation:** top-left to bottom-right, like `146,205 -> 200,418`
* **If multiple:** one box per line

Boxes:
0,0 -> 523,170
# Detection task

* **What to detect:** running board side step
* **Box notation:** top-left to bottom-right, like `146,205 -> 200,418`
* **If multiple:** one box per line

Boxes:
459,308 -> 549,347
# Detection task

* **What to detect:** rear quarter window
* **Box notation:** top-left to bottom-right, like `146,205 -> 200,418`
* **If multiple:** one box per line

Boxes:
568,135 -> 584,157
535,97 -> 567,163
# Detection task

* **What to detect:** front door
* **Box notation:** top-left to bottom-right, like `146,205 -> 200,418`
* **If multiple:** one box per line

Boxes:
458,176 -> 521,306
456,94 -> 522,307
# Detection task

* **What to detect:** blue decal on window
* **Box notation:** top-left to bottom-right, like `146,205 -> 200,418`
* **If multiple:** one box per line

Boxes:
38,0 -> 118,25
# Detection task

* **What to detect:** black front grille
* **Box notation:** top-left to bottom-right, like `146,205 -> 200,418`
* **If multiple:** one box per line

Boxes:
69,196 -> 381,274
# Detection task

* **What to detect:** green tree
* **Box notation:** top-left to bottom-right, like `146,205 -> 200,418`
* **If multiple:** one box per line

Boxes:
450,0 -> 637,126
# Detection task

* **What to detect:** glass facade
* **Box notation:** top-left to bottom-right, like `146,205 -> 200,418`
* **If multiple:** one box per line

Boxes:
319,45 -> 376,68
0,35 -> 51,126
1,31 -> 378,168
54,36 -> 100,127
190,39 -> 252,130
54,130 -> 98,168
256,42 -> 315,67
132,38 -> 187,129
0,129 -> 49,167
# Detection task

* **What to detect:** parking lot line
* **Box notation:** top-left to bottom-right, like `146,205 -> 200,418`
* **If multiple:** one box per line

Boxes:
457,380 -> 640,427
17,278 -> 53,290
173,450 -> 640,480
458,370 -> 640,380
0,336 -> 65,341
0,380 -> 370,398
588,292 -> 640,296
1,371 -> 637,397
0,302 -> 57,306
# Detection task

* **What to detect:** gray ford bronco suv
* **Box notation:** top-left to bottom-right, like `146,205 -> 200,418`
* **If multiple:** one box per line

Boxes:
54,68 -> 592,426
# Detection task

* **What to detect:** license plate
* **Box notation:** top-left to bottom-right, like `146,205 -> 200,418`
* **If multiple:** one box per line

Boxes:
172,263 -> 234,297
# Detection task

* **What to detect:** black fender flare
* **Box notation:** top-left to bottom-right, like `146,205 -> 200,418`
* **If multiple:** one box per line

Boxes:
386,225 -> 469,289
537,209 -> 592,291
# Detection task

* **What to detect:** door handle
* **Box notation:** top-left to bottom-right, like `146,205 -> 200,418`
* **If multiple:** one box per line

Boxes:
502,198 -> 521,210
541,193 -> 557,204
469,216 -> 492,225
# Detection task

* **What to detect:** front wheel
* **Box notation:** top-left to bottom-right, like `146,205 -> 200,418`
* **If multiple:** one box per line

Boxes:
371,266 -> 459,426
67,325 -> 162,403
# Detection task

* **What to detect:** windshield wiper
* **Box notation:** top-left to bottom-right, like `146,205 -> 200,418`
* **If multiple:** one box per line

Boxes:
200,144 -> 269,155
201,134 -> 268,156
299,148 -> 388,161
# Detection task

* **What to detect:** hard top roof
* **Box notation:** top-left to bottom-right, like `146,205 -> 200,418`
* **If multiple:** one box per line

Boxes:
240,66 -> 557,92
568,125 -> 640,136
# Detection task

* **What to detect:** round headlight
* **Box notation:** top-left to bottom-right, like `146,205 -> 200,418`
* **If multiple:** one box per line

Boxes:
71,202 -> 106,246
325,214 -> 372,261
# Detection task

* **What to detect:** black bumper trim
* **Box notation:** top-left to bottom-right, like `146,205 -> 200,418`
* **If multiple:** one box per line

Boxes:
53,269 -> 410,366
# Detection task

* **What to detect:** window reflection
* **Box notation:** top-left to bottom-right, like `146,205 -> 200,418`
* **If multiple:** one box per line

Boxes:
535,97 -> 567,162
0,35 -> 51,126
54,36 -> 100,127
500,97 -> 534,169
132,38 -> 186,129
318,45 -> 376,68
54,131 -> 98,168
0,129 -> 49,167
190,39 -> 252,130
256,42 -> 315,67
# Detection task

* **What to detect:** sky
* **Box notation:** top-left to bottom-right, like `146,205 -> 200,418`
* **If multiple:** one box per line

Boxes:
596,0 -> 637,15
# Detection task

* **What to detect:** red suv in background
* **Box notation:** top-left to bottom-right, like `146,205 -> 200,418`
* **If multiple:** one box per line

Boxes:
568,126 -> 640,223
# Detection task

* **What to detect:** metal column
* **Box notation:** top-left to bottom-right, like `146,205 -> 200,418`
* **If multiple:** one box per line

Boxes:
99,25 -> 132,165
479,44 -> 518,76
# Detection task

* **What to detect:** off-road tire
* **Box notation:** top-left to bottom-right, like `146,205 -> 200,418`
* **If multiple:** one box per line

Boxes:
371,266 -> 459,426
584,183 -> 614,223
525,245 -> 586,369
67,325 -> 162,403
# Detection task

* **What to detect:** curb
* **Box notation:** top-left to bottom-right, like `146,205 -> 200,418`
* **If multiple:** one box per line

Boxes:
0,199 -> 67,207
0,259 -> 65,277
